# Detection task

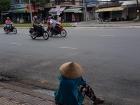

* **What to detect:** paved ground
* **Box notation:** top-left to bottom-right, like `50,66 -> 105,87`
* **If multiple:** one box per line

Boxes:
0,82 -> 55,105
0,27 -> 140,105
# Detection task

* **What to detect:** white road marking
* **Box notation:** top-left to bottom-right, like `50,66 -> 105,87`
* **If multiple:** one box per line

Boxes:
74,26 -> 140,29
59,46 -> 78,50
10,42 -> 21,46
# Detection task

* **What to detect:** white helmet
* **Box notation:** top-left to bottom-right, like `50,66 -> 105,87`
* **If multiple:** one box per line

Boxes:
33,16 -> 38,20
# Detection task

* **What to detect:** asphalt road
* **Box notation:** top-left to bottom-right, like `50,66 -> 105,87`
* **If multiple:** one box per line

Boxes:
0,27 -> 140,105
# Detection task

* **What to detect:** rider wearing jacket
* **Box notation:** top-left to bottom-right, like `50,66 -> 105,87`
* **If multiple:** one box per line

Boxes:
47,16 -> 61,34
33,16 -> 44,35
4,17 -> 14,30
5,17 -> 12,24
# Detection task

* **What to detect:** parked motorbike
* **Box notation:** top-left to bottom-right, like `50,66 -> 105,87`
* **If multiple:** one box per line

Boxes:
29,24 -> 49,40
4,24 -> 17,34
47,24 -> 67,37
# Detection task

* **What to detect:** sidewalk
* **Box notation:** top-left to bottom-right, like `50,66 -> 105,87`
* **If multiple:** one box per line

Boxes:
0,21 -> 140,28
0,82 -> 96,105
72,20 -> 140,27
0,82 -> 55,105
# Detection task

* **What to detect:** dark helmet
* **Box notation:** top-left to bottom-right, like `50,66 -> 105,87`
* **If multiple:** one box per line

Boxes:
48,16 -> 52,19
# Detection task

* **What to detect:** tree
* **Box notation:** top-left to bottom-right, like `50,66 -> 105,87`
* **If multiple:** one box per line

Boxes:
0,0 -> 11,12
0,0 -> 11,23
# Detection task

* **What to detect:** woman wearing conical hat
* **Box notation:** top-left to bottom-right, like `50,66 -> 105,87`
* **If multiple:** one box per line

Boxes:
55,62 -> 104,105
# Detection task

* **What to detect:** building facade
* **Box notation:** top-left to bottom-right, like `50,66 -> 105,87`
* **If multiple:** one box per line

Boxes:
1,0 -> 39,23
46,0 -> 84,22
95,0 -> 140,21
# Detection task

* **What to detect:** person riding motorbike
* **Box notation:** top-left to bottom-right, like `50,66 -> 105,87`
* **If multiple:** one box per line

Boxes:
47,16 -> 61,35
4,17 -> 14,30
33,16 -> 44,35
29,16 -> 49,40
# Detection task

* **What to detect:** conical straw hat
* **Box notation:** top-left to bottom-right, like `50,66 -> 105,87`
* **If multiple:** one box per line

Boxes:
59,62 -> 84,79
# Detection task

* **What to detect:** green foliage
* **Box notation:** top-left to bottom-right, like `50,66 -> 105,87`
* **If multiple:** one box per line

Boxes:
0,20 -> 3,24
0,0 -> 11,12
62,23 -> 74,27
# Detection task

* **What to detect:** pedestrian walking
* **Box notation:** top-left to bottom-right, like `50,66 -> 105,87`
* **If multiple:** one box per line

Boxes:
55,62 -> 104,105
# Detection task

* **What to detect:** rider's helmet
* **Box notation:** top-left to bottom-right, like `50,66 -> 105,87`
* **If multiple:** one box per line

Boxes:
33,16 -> 38,21
7,17 -> 10,20
47,16 -> 51,20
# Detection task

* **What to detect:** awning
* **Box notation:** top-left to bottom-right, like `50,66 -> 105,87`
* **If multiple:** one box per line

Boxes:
64,8 -> 82,13
49,7 -> 65,13
95,7 -> 124,13
49,8 -> 56,13
1,12 -> 9,15
120,1 -> 137,6
9,8 -> 26,13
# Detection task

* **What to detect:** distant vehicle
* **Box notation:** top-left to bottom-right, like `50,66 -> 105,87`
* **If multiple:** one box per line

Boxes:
29,24 -> 49,40
4,24 -> 17,34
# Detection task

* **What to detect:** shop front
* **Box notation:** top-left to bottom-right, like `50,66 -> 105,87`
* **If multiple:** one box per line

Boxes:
95,6 -> 125,21
2,3 -> 39,23
63,8 -> 83,22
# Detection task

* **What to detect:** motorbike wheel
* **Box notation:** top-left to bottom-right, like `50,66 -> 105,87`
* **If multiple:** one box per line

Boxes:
43,32 -> 49,40
60,29 -> 67,37
5,30 -> 9,34
13,28 -> 17,34
48,31 -> 53,37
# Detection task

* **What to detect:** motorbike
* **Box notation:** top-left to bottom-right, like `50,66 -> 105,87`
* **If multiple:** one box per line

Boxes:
47,23 -> 67,37
4,24 -> 17,34
29,24 -> 49,40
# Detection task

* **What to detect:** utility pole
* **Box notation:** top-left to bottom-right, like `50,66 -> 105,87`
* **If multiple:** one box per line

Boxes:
136,0 -> 139,20
29,0 -> 33,23
83,0 -> 87,21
